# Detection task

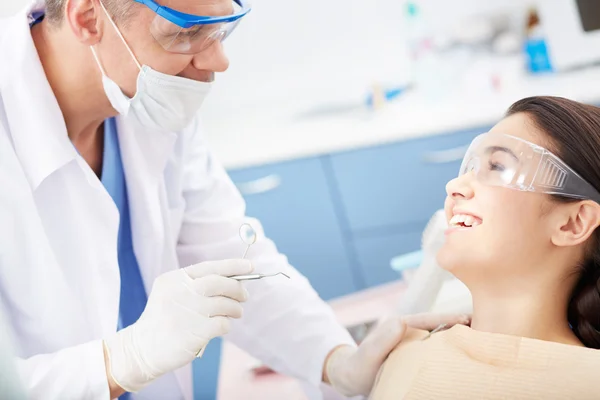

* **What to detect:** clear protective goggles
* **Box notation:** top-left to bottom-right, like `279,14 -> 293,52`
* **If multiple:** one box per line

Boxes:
459,132 -> 600,203
134,0 -> 251,54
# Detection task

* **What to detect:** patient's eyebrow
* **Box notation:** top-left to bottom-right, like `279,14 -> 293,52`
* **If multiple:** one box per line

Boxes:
484,146 -> 518,161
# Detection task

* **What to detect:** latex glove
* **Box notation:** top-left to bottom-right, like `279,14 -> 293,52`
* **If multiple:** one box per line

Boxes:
104,259 -> 253,393
325,313 -> 471,397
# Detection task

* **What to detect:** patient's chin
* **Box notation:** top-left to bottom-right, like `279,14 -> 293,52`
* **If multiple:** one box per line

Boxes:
436,245 -> 484,280
436,245 -> 461,272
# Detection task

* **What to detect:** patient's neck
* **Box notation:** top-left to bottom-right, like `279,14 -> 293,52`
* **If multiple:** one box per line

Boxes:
468,283 -> 582,346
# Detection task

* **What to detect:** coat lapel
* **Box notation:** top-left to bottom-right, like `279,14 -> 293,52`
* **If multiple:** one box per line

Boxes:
116,117 -> 179,292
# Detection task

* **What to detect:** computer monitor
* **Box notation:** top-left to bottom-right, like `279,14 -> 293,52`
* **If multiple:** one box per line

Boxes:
539,0 -> 600,71
576,0 -> 600,32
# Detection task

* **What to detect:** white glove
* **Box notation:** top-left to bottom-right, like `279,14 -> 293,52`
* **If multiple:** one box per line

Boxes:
325,313 -> 471,397
104,259 -> 253,393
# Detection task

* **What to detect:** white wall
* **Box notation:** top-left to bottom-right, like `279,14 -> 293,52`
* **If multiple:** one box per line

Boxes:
201,0 -> 532,125
203,0 -> 411,121
0,0 -> 28,17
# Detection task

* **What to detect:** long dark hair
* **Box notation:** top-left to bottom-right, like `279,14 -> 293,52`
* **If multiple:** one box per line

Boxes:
507,96 -> 600,349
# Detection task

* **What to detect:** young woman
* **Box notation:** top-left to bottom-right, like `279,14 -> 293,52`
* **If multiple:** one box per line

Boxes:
371,96 -> 600,399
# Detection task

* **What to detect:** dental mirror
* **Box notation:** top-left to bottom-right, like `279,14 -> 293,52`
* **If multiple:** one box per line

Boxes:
239,223 -> 257,259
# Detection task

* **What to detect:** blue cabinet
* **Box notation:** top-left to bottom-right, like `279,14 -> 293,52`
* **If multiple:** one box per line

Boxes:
353,229 -> 422,287
228,157 -> 360,300
192,338 -> 223,400
328,128 -> 488,233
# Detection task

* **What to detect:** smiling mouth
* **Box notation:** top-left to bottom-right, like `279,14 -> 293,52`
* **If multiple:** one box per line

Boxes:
449,214 -> 482,228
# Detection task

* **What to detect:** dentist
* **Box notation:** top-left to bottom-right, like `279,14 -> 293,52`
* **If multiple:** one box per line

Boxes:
0,1 -> 465,399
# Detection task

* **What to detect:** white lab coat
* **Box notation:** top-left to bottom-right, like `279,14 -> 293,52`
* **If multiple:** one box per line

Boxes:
0,3 -> 354,399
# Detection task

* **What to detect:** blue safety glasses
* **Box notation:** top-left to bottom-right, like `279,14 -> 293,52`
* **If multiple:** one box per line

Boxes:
133,0 -> 251,54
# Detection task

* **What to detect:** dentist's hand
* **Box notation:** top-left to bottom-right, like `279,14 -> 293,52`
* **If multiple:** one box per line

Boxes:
324,313 -> 471,397
104,259 -> 253,394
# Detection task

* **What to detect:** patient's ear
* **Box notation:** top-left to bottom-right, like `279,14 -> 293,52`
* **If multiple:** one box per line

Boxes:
551,201 -> 600,247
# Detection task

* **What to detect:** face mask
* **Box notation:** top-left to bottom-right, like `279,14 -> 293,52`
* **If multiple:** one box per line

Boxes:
91,3 -> 213,132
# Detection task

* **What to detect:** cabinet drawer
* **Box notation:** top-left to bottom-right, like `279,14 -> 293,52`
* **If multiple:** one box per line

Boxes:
329,128 -> 489,232
354,229 -> 423,288
228,157 -> 359,300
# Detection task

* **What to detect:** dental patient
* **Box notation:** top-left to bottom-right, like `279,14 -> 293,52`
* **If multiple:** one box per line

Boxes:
371,96 -> 600,399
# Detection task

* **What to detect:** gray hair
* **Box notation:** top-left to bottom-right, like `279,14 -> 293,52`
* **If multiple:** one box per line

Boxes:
45,0 -> 134,26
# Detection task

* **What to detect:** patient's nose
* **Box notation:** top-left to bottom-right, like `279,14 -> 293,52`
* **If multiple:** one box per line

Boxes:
446,174 -> 475,200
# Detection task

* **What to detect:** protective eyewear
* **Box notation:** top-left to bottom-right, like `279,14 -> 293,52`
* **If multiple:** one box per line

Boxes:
133,0 -> 251,54
459,132 -> 600,203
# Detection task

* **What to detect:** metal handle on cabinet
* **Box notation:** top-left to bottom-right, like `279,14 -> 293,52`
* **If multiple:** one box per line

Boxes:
422,145 -> 469,164
236,174 -> 282,196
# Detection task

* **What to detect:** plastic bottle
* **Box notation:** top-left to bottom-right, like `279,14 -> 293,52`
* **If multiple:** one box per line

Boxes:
404,1 -> 425,85
523,7 -> 554,74
404,1 -> 439,100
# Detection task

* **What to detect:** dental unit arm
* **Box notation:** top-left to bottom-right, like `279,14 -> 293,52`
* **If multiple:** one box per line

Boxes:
396,209 -> 471,316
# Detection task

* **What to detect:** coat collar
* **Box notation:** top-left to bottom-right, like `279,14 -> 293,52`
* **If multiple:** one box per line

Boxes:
0,2 -> 77,191
0,1 -> 178,192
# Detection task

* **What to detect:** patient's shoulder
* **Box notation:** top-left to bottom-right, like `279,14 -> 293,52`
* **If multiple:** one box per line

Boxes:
385,327 -> 432,369
399,327 -> 431,342
370,327 -> 432,400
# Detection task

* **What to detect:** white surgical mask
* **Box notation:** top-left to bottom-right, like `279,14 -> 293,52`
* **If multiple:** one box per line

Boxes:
91,2 -> 213,132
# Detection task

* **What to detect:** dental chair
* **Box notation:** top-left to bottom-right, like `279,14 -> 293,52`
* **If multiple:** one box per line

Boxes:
392,210 -> 472,316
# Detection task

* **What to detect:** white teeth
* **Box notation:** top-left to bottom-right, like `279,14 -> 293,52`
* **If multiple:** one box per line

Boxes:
449,214 -> 481,228
449,215 -> 461,226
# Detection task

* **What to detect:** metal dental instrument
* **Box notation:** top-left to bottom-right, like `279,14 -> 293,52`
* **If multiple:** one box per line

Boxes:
232,272 -> 291,281
422,323 -> 448,341
233,223 -> 291,281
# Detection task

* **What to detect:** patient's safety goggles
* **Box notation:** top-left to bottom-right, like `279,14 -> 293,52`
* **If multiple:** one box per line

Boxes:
459,132 -> 600,203
133,0 -> 251,54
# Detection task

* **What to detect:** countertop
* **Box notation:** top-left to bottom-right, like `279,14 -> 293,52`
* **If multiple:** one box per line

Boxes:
204,64 -> 600,170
